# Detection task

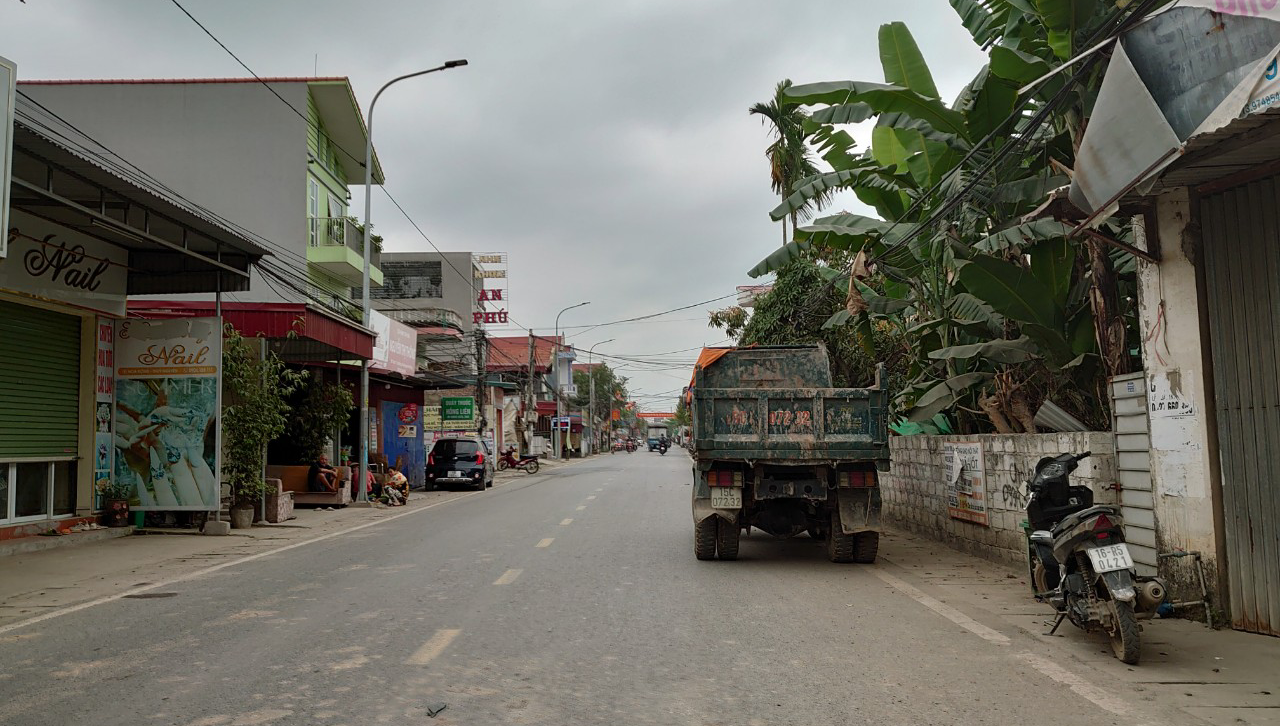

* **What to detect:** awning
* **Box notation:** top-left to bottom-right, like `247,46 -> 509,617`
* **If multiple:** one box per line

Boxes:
9,118 -> 268,294
128,301 -> 374,360
1070,3 -> 1280,215
534,401 -> 558,415
371,369 -> 468,391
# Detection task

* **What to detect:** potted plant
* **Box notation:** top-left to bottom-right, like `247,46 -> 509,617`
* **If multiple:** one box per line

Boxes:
222,327 -> 304,529
96,477 -> 133,527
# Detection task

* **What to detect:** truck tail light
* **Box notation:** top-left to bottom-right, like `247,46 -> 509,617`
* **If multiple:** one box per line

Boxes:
709,471 -> 743,487
843,470 -> 877,487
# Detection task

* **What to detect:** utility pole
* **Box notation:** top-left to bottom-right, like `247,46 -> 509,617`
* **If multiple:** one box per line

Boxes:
475,328 -> 487,439
525,330 -> 536,456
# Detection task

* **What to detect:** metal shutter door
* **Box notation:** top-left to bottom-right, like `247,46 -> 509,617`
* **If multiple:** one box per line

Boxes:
0,301 -> 81,458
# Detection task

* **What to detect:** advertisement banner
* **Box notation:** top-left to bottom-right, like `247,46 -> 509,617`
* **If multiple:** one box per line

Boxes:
93,318 -> 115,508
369,310 -> 418,376
113,317 -> 221,510
944,441 -> 989,526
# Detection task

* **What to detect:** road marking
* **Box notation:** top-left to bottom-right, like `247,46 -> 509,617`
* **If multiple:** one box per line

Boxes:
1018,652 -> 1153,723
595,488 -> 603,491
0,489 -> 492,636
493,569 -> 523,586
587,495 -> 596,500
560,518 -> 573,526
406,628 -> 461,665
871,569 -> 1010,645
575,505 -> 586,511
536,538 -> 555,548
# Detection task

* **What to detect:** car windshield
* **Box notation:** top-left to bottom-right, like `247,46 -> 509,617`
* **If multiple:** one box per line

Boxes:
433,439 -> 480,458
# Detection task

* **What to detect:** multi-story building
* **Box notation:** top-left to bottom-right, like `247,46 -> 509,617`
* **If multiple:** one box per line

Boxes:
371,251 -> 483,376
19,77 -> 385,362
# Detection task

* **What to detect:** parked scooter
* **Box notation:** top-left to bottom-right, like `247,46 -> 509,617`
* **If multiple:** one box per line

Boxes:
1024,451 -> 1166,664
497,446 -> 540,474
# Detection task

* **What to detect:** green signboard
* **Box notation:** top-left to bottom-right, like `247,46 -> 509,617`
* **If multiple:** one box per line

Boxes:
441,396 -> 475,422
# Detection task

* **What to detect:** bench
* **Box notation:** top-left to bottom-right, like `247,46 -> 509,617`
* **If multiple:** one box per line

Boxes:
265,465 -> 352,507
263,478 -> 295,523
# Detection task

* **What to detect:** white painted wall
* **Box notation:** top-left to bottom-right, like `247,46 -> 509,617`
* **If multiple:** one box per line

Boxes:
1135,189 -> 1222,600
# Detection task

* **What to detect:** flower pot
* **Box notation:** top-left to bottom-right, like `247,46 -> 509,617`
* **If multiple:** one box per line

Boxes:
229,504 -> 255,530
103,499 -> 130,528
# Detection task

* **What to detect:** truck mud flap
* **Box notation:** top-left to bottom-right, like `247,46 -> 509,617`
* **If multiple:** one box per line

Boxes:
693,497 -> 738,525
835,488 -> 881,535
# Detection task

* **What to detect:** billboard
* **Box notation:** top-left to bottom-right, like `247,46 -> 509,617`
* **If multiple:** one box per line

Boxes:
473,252 -> 510,328
113,317 -> 222,510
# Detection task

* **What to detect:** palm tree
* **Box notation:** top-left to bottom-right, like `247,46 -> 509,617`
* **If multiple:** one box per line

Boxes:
749,79 -> 829,245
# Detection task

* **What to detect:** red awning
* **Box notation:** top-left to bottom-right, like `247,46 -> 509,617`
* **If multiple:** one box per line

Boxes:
534,401 -> 558,415
127,301 -> 374,358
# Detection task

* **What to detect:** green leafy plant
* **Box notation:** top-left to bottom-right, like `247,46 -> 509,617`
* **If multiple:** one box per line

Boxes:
287,374 -> 354,464
95,478 -> 133,501
222,327 -> 306,506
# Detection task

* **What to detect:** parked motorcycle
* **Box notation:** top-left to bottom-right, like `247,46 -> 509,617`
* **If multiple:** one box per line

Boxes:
497,446 -> 540,474
1024,451 -> 1166,664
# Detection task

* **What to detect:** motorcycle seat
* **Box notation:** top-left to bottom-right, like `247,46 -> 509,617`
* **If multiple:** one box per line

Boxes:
1051,504 -> 1121,536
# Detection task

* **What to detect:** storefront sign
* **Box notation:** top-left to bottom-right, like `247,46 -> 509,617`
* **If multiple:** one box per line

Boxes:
113,317 -> 222,511
94,318 -> 115,508
0,56 -> 14,260
442,396 -> 475,422
369,310 -> 418,376
944,441 -> 989,526
423,404 -> 442,430
2,209 -> 128,316
473,251 -> 509,328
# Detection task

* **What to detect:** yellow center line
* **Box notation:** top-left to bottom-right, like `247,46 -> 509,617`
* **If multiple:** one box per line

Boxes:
560,518 -> 573,526
536,538 -> 555,548
493,569 -> 523,586
405,628 -> 461,665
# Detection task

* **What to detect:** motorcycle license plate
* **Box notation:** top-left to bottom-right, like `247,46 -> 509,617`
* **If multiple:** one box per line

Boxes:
448,470 -> 463,478
710,486 -> 741,509
1087,544 -> 1133,573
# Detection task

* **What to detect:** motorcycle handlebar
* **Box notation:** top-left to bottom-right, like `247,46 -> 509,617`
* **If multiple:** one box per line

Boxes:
1074,451 -> 1092,462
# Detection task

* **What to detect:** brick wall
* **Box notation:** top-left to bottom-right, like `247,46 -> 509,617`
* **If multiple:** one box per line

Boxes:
882,433 -> 1117,569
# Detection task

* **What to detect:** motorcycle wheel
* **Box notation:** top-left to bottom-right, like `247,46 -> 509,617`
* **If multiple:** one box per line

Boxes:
497,460 -> 509,471
1109,600 -> 1141,665
524,460 -> 540,474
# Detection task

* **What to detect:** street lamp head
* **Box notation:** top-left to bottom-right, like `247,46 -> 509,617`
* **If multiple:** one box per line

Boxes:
444,59 -> 469,68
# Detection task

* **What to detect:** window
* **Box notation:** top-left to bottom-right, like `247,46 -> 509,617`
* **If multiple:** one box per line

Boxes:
308,178 -> 320,245
328,194 -> 345,221
0,460 -> 75,522
371,261 -> 444,300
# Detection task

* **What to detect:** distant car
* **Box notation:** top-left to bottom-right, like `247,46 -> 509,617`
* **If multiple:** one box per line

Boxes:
648,437 -> 660,451
426,437 -> 494,491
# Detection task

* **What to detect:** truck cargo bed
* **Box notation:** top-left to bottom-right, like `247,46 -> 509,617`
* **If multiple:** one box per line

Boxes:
692,385 -> 888,461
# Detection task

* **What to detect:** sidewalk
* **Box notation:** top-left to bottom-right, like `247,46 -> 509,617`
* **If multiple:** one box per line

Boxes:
881,527 -> 1280,726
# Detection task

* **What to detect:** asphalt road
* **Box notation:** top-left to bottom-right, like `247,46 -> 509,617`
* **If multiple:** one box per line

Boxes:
0,451 -> 1173,725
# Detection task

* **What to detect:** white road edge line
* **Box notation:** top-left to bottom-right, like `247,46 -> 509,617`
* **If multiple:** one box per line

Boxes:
536,538 -> 555,548
871,569 -> 1010,645
406,628 -> 462,665
560,518 -> 573,526
1018,652 -> 1155,724
0,489 -> 491,636
493,569 -> 523,586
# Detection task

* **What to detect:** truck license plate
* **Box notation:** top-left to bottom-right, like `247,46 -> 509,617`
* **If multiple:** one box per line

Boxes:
1087,544 -> 1133,573
710,486 -> 741,509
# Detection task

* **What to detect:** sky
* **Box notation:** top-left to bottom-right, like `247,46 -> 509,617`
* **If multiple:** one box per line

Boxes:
1,0 -> 988,412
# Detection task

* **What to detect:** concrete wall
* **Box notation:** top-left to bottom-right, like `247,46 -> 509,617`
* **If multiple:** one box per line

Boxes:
20,81 -> 311,305
883,433 -> 1117,569
1135,189 -> 1223,601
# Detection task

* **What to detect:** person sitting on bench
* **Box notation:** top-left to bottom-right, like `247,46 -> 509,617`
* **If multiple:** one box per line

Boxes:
308,453 -> 338,493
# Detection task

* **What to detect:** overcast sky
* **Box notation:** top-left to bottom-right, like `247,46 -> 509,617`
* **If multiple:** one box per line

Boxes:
2,0 -> 987,411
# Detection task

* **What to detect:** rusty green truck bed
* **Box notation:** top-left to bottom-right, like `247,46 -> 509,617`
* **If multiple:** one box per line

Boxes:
690,345 -> 889,462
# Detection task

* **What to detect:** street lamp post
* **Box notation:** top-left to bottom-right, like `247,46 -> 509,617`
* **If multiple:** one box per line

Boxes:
585,338 -> 614,456
552,301 -> 589,460
359,59 -> 467,504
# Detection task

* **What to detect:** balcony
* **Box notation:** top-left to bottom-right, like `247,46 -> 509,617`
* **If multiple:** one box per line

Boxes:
307,216 -> 383,288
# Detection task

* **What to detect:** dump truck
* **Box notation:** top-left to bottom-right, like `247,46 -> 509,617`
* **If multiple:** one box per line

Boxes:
688,345 -> 889,563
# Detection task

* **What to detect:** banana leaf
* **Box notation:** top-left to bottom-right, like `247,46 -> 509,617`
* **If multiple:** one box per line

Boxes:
747,238 -> 812,278
792,213 -> 894,251
928,335 -> 1040,364
989,45 -> 1051,84
908,372 -> 992,422
974,219 -> 1072,252
784,80 -> 970,140
955,255 -> 1060,329
1029,237 -> 1074,303
879,21 -> 941,100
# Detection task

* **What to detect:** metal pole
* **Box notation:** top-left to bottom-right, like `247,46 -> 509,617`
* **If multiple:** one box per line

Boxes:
553,302 -> 589,459
586,338 -> 613,457
214,249 -> 222,523
359,60 -> 467,504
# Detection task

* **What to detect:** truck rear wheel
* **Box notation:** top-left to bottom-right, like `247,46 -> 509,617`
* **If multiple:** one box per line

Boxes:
716,517 -> 740,561
853,531 -> 879,563
827,509 -> 855,563
694,517 -> 718,560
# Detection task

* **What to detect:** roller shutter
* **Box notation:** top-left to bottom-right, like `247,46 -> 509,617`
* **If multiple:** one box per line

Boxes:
0,301 -> 81,458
